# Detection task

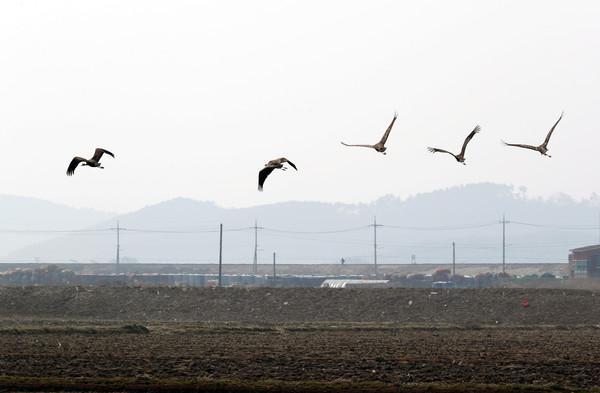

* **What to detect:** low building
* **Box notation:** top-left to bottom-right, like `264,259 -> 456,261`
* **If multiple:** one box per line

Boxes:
569,245 -> 600,278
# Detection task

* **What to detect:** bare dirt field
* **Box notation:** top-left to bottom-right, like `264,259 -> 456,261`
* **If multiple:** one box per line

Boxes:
0,286 -> 599,392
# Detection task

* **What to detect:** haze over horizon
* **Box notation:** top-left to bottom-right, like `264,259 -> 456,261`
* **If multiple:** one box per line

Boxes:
4,180 -> 600,217
1,1 -> 599,214
2,183 -> 598,266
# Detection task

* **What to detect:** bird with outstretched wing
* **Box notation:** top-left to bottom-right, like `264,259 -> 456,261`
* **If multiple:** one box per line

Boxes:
258,157 -> 297,191
501,112 -> 564,157
341,112 -> 397,155
427,125 -> 481,165
67,148 -> 115,176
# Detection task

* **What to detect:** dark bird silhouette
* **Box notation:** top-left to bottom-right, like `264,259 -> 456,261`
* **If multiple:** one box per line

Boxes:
258,158 -> 297,191
341,112 -> 397,155
66,148 -> 115,176
427,125 -> 481,165
501,112 -> 564,157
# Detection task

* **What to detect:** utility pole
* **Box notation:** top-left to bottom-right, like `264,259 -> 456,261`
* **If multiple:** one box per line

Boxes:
370,216 -> 383,278
452,241 -> 456,279
115,221 -> 120,274
500,214 -> 510,273
218,224 -> 223,287
251,219 -> 262,275
273,252 -> 276,278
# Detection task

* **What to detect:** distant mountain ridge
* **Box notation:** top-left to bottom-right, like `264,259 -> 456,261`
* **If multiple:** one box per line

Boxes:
0,194 -> 116,257
2,183 -> 599,265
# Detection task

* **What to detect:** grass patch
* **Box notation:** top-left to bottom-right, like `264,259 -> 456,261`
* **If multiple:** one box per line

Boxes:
165,322 -> 600,335
0,324 -> 149,335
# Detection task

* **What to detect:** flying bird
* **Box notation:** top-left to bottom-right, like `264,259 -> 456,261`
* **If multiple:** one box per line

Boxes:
427,125 -> 481,165
67,148 -> 115,176
341,112 -> 397,155
501,112 -> 564,157
258,157 -> 297,191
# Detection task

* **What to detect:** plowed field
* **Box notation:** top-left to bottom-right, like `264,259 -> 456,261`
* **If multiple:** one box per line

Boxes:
0,286 -> 599,392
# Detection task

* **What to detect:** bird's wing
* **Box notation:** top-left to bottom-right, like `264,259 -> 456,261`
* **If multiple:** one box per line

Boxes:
91,148 -> 115,161
427,147 -> 456,158
427,147 -> 447,154
459,125 -> 481,156
542,111 -> 564,146
341,142 -> 376,148
258,166 -> 277,191
501,141 -> 538,151
282,158 -> 297,171
66,157 -> 86,176
378,112 -> 398,145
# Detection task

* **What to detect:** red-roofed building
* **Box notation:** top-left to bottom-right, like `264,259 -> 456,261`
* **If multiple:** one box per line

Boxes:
569,245 -> 600,278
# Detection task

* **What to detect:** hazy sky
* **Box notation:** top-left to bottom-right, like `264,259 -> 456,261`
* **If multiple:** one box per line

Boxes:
1,1 -> 599,214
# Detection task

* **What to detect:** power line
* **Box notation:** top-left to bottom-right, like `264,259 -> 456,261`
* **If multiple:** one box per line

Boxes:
259,231 -> 372,246
511,221 -> 599,230
0,228 -> 112,234
118,226 -> 244,233
261,226 -> 368,234
383,221 -> 500,230
1,219 -> 597,235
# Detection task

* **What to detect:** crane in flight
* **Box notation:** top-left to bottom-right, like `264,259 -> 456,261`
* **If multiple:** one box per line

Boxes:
341,112 -> 397,155
427,125 -> 481,165
501,112 -> 564,157
258,157 -> 297,191
67,148 -> 115,176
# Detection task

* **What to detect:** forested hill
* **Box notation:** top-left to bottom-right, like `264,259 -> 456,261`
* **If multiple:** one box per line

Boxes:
2,183 -> 598,265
